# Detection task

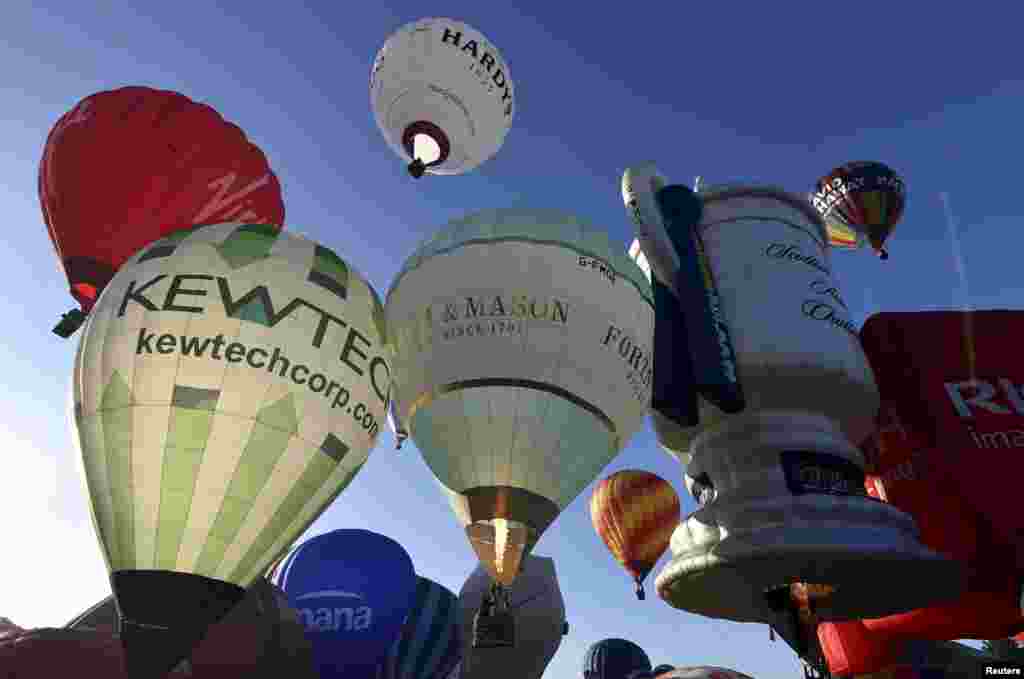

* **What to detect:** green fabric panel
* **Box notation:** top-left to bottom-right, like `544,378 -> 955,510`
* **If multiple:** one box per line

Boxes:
226,443 -> 350,584
256,393 -> 299,434
99,372 -> 134,568
102,407 -> 135,569
192,409 -> 293,577
78,414 -> 117,566
215,223 -> 278,269
153,408 -> 212,570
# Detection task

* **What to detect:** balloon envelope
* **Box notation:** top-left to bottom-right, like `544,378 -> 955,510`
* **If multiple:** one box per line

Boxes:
584,638 -> 652,679
72,223 -> 388,677
859,310 -> 1024,639
457,554 -> 566,679
4,580 -> 315,678
371,18 -> 514,176
655,668 -> 755,679
379,576 -> 462,679
272,529 -> 418,678
590,470 -> 680,597
818,620 -> 903,677
387,209 -> 653,587
810,161 -> 905,257
40,86 -> 285,327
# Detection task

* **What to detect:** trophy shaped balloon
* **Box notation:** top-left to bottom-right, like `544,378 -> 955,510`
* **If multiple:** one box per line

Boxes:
620,164 -> 963,623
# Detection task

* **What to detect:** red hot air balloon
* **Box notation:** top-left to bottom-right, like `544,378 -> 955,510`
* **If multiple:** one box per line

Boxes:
856,310 -> 1024,641
40,86 -> 285,337
591,470 -> 681,600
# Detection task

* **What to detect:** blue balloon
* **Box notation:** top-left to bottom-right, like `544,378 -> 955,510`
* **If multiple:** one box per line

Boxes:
379,577 -> 462,679
272,529 -> 417,678
584,638 -> 652,679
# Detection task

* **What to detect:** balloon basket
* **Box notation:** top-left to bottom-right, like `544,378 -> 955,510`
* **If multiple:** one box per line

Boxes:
472,608 -> 515,649
655,412 -> 964,623
53,308 -> 87,338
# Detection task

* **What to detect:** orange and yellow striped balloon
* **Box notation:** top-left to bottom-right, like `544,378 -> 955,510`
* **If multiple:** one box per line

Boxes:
590,469 -> 681,600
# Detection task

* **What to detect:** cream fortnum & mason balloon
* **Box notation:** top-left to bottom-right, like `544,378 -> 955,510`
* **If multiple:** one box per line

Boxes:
387,208 -> 652,646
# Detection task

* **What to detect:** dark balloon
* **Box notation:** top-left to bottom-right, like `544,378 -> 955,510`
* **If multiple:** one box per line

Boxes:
654,668 -> 755,679
40,86 -> 285,336
2,580 -> 315,678
811,161 -> 905,260
584,638 -> 652,679
379,577 -> 462,679
271,529 -> 418,679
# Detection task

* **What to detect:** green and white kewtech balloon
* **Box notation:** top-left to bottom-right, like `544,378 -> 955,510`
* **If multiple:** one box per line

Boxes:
72,223 -> 390,588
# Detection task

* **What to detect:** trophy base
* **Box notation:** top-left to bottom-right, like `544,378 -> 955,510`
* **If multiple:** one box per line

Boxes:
656,508 -> 964,622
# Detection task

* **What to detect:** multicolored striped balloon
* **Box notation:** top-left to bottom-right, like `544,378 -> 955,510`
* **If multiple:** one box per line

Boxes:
590,470 -> 680,600
810,160 -> 906,260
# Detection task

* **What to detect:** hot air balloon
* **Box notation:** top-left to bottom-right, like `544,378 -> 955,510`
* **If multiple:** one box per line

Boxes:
378,576 -> 463,679
41,86 -> 285,338
271,529 -> 418,679
853,310 -> 1024,641
3,580 -> 315,679
810,161 -> 905,260
0,628 -> 130,678
860,453 -> 1023,641
72,223 -> 388,679
371,18 -> 514,178
590,470 -> 680,600
862,310 -> 1024,574
386,209 -> 652,643
619,171 -> 957,623
63,580 -> 315,677
457,554 -> 567,679
655,668 -> 755,679
847,313 -> 1024,643
583,638 -> 652,679
66,596 -> 119,634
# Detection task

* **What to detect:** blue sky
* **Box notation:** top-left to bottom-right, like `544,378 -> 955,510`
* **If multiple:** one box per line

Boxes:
0,2 -> 1020,677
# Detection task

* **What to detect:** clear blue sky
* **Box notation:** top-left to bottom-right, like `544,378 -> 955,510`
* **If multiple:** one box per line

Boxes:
0,2 -> 1020,677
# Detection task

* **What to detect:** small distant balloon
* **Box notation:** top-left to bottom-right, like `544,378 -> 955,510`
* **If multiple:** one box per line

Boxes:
655,668 -> 756,679
590,470 -> 680,600
583,638 -> 652,679
371,18 -> 514,178
810,161 -> 905,260
40,86 -> 284,337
